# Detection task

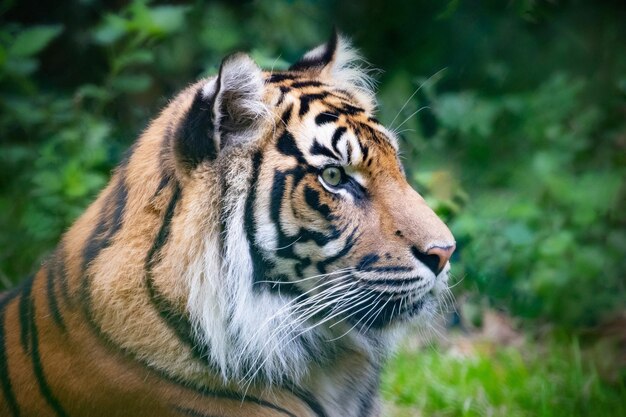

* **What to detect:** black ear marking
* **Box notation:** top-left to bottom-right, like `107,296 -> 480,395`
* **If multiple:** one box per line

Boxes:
174,52 -> 264,171
289,29 -> 339,72
173,86 -> 219,170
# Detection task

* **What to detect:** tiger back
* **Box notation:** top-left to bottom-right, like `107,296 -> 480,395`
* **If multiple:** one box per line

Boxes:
0,33 -> 455,417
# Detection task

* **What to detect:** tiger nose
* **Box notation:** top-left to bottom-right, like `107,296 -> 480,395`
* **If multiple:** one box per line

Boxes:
412,244 -> 456,275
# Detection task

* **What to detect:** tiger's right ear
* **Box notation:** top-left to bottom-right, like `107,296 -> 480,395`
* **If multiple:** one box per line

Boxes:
174,53 -> 265,171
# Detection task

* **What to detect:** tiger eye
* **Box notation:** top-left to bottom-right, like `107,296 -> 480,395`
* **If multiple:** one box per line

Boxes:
322,166 -> 343,187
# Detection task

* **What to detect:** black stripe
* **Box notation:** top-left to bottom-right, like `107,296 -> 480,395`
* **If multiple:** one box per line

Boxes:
25,279 -> 70,417
314,112 -> 339,126
276,130 -> 307,164
316,229 -> 357,274
310,140 -> 340,160
172,397 -> 298,417
360,266 -> 414,274
174,88 -> 218,170
291,80 -> 323,88
46,265 -> 66,331
146,183 -> 181,265
272,168 -> 340,248
363,269 -> 423,287
190,388 -> 315,417
331,127 -> 346,155
361,142 -> 369,163
346,140 -> 353,164
304,186 -> 332,218
275,87 -> 287,106
79,174 -> 128,346
267,73 -> 298,83
55,245 -> 71,306
244,151 -> 271,287
330,102 -> 364,116
0,289 -> 21,417
299,93 -> 329,117
154,173 -> 171,198
280,103 -> 293,125
18,276 -> 34,354
144,183 -> 210,362
356,254 -> 379,270
82,175 -> 128,273
284,383 -> 328,417
267,274 -> 303,297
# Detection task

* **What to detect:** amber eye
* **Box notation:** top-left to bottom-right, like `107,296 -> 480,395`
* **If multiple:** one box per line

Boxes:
321,166 -> 343,187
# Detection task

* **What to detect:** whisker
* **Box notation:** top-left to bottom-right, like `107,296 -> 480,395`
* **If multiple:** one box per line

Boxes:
392,106 -> 430,134
326,290 -> 386,341
240,280 -> 361,385
388,67 -> 447,129
234,274 -> 353,363
255,267 -> 352,286
362,294 -> 394,334
274,236 -> 301,250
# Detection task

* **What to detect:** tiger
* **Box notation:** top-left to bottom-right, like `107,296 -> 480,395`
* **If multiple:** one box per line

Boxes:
0,32 -> 455,417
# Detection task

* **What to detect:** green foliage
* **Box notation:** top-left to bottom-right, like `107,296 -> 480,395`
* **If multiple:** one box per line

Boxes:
425,75 -> 625,327
0,1 -> 624,329
382,337 -> 626,417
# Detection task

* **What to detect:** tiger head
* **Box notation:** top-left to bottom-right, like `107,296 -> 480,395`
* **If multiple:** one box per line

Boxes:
159,33 -> 455,383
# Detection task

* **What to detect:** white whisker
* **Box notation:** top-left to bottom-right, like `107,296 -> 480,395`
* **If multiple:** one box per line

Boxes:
388,67 -> 447,129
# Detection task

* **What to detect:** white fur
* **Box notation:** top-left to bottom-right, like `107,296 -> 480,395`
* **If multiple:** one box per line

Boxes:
186,153 -> 332,386
201,78 -> 217,99
212,54 -> 269,149
328,35 -> 379,112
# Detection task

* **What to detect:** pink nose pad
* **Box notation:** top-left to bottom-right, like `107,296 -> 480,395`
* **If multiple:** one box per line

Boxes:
426,244 -> 456,274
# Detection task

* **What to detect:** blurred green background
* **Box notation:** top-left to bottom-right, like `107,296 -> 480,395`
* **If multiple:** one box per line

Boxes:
1,0 -> 624,415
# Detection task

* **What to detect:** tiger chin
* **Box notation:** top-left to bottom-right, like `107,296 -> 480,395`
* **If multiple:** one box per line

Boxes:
0,32 -> 455,417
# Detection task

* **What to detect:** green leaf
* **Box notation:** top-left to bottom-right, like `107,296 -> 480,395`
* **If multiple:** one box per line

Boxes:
9,25 -> 63,57
110,73 -> 152,93
112,50 -> 154,72
147,5 -> 191,36
4,57 -> 38,76
75,84 -> 112,102
92,15 -> 128,45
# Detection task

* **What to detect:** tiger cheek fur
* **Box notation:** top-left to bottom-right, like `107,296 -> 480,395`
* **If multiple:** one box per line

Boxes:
0,32 -> 454,417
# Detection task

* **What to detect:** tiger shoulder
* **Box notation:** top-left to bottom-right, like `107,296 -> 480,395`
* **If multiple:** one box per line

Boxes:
0,32 -> 455,417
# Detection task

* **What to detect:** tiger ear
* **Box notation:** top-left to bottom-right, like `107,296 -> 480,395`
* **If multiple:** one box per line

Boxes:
174,53 -> 265,170
212,53 -> 265,145
289,30 -> 376,111
289,29 -> 340,73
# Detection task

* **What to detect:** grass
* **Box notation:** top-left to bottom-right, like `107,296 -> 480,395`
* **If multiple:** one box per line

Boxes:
381,334 -> 626,417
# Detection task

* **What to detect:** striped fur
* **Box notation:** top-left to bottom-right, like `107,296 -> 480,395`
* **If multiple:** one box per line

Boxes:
0,34 -> 454,417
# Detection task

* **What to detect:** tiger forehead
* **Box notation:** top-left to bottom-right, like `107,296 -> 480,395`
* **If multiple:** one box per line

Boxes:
266,73 -> 367,117
264,72 -> 398,158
